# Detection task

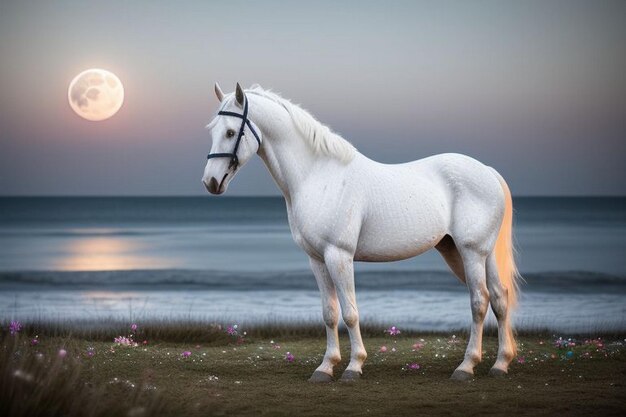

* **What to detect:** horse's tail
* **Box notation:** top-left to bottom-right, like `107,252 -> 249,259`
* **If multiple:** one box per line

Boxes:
491,168 -> 521,309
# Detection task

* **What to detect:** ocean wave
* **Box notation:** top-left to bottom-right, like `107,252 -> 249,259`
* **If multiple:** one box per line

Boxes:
0,224 -> 291,238
0,229 -> 162,238
0,269 -> 624,294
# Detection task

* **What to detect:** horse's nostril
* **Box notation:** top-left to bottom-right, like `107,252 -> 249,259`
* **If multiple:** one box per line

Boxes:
208,177 -> 219,193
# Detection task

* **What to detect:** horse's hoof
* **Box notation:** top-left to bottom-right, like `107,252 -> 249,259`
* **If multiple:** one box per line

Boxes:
339,370 -> 361,382
308,371 -> 333,383
450,369 -> 474,381
488,367 -> 508,378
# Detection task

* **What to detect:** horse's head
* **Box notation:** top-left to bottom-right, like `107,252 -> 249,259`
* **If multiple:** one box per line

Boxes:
202,83 -> 263,195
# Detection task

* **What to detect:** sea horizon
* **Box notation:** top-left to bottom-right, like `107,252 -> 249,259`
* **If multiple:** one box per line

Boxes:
1,195 -> 625,198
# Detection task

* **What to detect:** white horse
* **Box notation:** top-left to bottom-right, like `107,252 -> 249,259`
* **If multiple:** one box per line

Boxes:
202,83 -> 521,382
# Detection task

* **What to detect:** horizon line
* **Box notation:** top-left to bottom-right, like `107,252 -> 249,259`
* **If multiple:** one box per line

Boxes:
0,194 -> 624,199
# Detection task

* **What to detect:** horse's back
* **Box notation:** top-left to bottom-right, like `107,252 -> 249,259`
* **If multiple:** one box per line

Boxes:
359,152 -> 502,216
416,153 -> 502,198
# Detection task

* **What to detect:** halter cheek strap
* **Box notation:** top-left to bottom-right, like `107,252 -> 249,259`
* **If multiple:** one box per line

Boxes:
207,93 -> 261,169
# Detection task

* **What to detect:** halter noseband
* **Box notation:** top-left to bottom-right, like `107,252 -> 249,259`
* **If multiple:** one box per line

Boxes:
207,93 -> 261,169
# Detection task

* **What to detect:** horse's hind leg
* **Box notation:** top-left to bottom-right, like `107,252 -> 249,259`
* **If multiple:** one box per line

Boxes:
308,257 -> 341,382
486,251 -> 516,376
451,249 -> 489,381
324,247 -> 367,382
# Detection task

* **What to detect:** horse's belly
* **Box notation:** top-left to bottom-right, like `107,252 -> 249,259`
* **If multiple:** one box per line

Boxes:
354,228 -> 445,262
354,211 -> 447,262
353,183 -> 449,262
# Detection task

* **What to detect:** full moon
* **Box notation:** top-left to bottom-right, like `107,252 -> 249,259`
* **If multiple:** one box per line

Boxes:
68,68 -> 124,121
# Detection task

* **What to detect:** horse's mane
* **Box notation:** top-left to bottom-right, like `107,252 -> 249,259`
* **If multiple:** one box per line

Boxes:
247,86 -> 357,164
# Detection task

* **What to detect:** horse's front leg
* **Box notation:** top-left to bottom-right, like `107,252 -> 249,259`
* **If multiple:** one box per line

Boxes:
324,247 -> 367,381
308,257 -> 341,382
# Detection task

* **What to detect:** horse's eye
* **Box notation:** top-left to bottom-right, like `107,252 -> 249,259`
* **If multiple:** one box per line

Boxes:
226,129 -> 235,138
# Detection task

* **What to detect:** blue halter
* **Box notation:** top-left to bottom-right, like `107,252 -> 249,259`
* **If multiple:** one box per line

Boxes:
206,93 -> 261,169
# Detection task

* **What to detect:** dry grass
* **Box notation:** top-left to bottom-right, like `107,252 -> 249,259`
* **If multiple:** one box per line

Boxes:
10,318 -> 451,343
0,335 -> 163,417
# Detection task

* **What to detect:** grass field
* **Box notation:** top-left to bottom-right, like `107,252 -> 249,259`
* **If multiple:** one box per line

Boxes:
1,321 -> 625,416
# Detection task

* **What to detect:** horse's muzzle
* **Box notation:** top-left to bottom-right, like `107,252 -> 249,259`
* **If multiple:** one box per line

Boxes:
203,174 -> 228,195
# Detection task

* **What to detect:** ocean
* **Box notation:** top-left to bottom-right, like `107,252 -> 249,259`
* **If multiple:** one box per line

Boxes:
0,197 -> 624,332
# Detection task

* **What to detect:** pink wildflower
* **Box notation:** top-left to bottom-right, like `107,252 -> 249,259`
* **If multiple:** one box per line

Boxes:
181,351 -> 192,358
58,349 -> 67,358
285,352 -> 295,362
30,336 -> 39,346
9,321 -> 21,335
408,363 -> 420,370
517,356 -> 526,364
114,336 -> 135,346
86,347 -> 95,357
385,326 -> 401,336
379,345 -> 388,353
554,337 -> 574,349
412,342 -> 424,351
227,325 -> 238,336
131,323 -> 138,332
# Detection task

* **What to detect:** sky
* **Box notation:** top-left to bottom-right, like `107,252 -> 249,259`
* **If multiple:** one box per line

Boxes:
0,0 -> 624,196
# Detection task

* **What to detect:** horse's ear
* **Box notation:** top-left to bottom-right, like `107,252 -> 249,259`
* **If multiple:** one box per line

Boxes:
214,82 -> 224,102
235,83 -> 245,107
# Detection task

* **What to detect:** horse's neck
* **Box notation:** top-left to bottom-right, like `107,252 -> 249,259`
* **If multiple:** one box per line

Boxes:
252,97 -> 317,201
